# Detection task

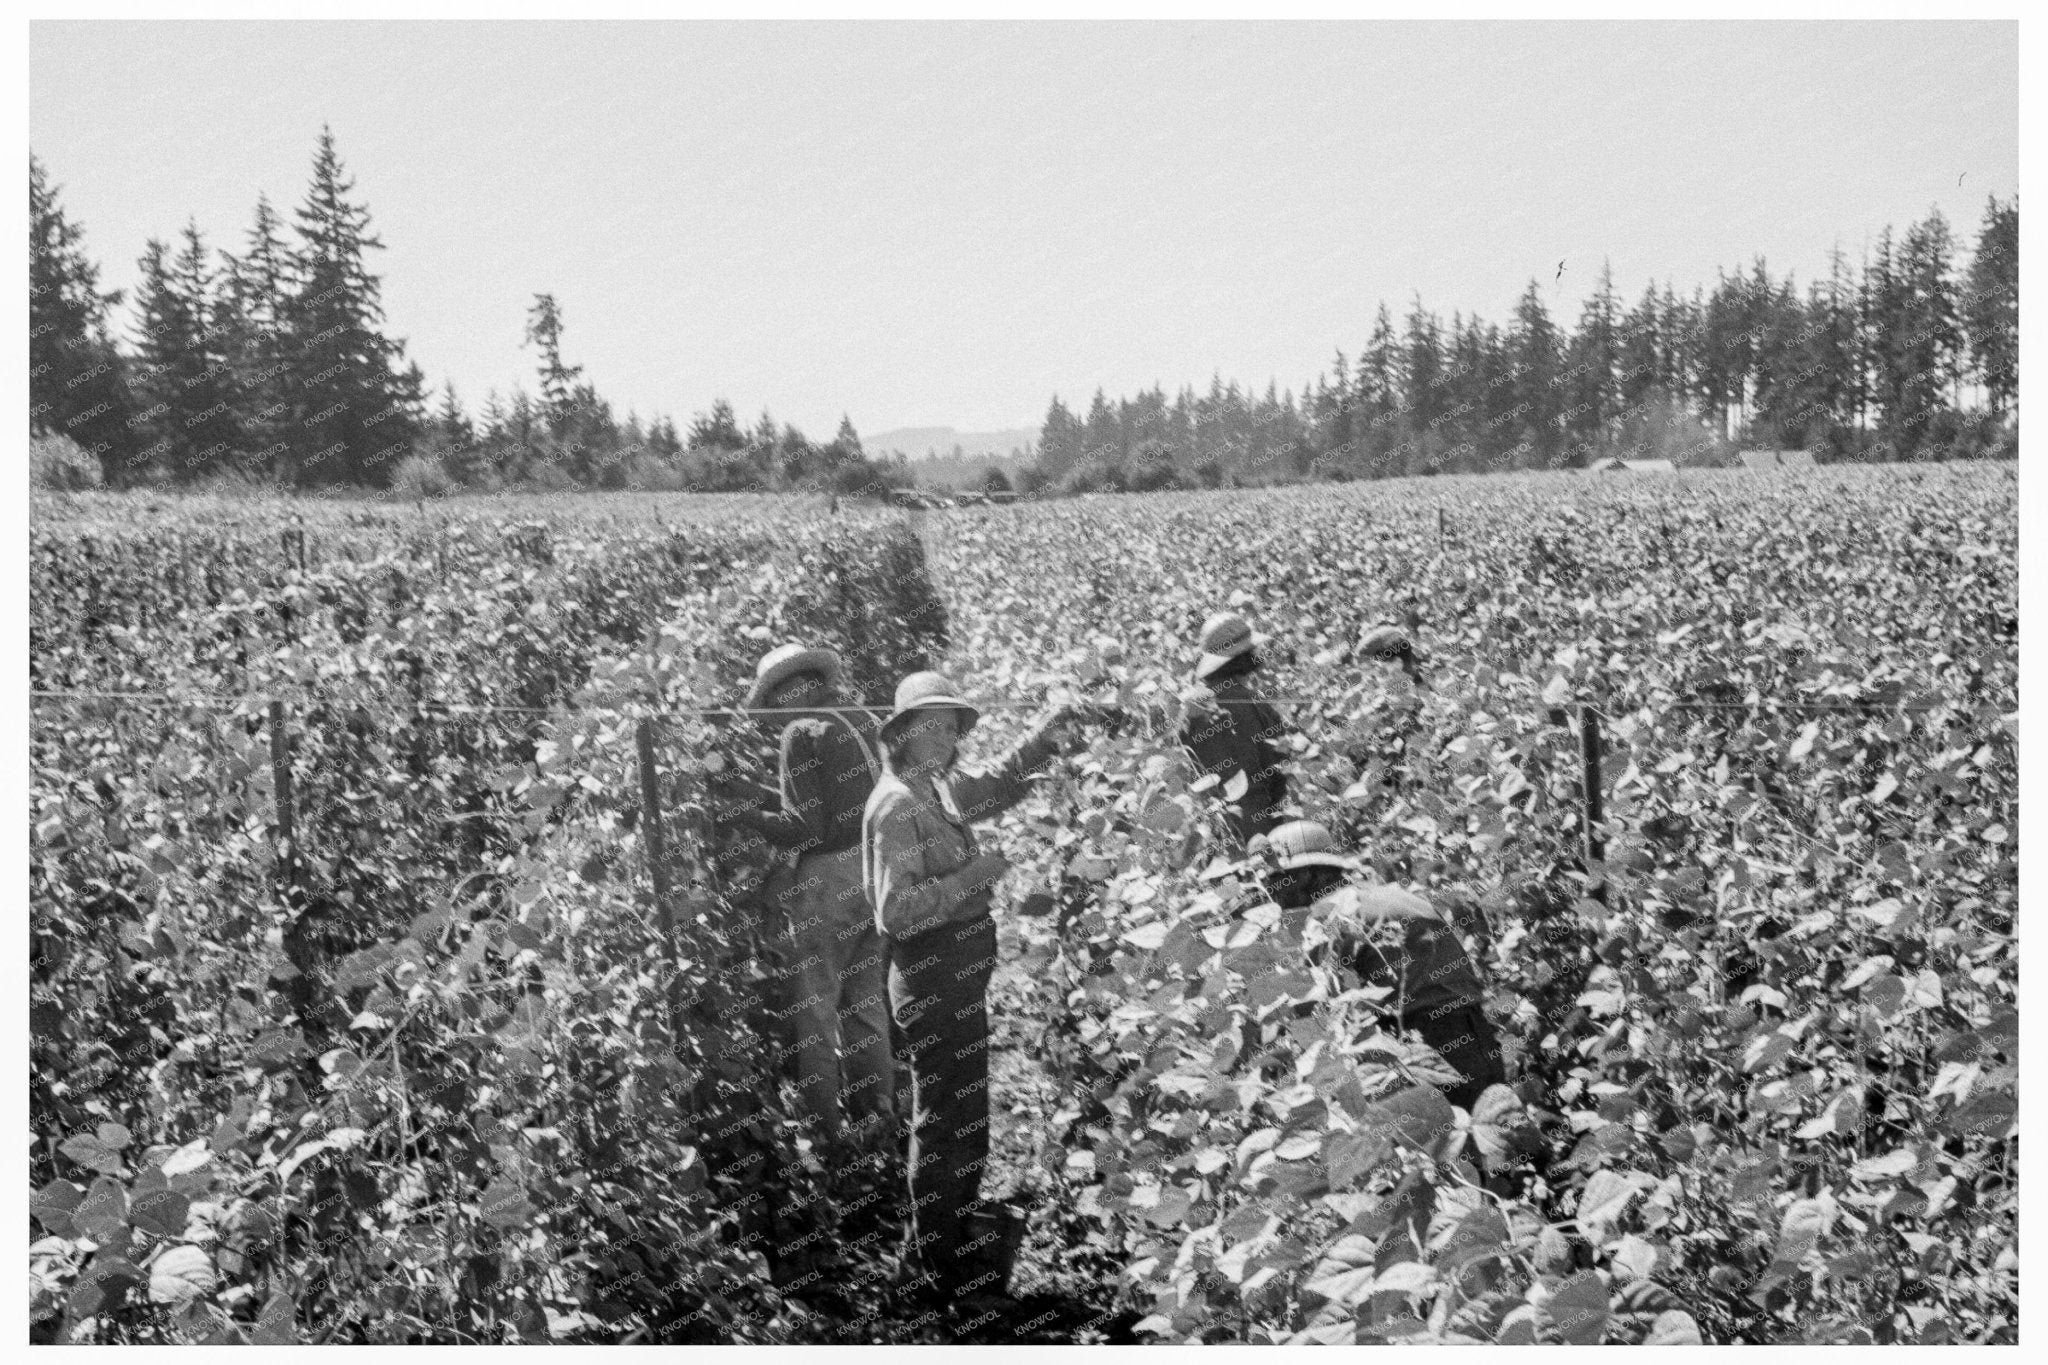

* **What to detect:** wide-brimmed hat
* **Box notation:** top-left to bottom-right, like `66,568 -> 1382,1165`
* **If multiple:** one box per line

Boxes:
1265,820 -> 1359,872
1193,610 -> 1270,680
743,643 -> 843,713
877,670 -> 980,745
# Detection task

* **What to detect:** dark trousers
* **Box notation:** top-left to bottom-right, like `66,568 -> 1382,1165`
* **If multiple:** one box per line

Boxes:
1408,1003 -> 1507,1111
886,913 -> 1000,1296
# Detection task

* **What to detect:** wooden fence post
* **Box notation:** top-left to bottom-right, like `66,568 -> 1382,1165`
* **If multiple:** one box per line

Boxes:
636,717 -> 683,1037
269,699 -> 298,904
1579,704 -> 1607,906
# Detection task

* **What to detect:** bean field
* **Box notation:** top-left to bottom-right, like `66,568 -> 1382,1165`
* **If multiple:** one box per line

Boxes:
28,463 -> 2017,1344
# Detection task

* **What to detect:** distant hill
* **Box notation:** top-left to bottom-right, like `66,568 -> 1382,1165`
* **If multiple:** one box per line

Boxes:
869,426 -> 1037,491
868,427 -> 1037,462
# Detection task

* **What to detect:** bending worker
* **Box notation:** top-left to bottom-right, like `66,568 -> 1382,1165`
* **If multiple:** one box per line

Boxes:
1261,819 -> 1505,1110
1180,609 -> 1293,847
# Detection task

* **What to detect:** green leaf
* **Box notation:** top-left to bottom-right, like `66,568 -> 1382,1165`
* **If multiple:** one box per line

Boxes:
1577,1168 -> 1655,1241
1323,1128 -> 1395,1188
1772,1196 -> 1830,1265
130,1188 -> 192,1239
480,1177 -> 533,1229
161,1138 -> 214,1177
32,1178 -> 87,1235
1373,1084 -> 1458,1160
1851,1147 -> 1917,1182
148,1244 -> 217,1306
74,1175 -> 130,1241
60,1132 -> 126,1175
1645,1309 -> 1703,1344
1466,1083 -> 1541,1172
1545,1270 -> 1609,1344
250,1291 -> 298,1344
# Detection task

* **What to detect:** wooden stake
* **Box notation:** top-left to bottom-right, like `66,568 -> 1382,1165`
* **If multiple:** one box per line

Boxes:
1579,705 -> 1607,906
636,717 -> 683,1036
269,699 -> 298,904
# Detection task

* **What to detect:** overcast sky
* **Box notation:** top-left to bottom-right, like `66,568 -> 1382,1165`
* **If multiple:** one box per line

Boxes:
30,21 -> 2017,438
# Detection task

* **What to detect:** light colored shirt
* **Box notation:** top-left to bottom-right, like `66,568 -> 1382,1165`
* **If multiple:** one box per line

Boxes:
861,721 -> 1063,939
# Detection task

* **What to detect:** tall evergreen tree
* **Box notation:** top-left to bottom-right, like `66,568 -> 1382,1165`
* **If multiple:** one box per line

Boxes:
1508,281 -> 1563,467
1565,260 -> 1621,455
29,152 -> 134,479
1893,210 -> 1964,452
523,293 -> 585,423
1805,245 -> 1864,440
1749,268 -> 1811,447
214,195 -> 296,474
688,399 -> 745,453
129,229 -> 238,479
1617,281 -> 1664,416
432,380 -> 484,484
280,125 -> 418,486
174,222 -> 242,472
1964,196 -> 2018,419
1037,394 -> 1080,475
1861,228 -> 1906,455
1082,388 -> 1120,465
833,414 -> 864,463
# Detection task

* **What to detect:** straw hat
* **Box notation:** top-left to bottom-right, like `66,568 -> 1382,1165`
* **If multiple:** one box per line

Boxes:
877,670 -> 980,745
743,643 -> 843,713
1193,610 -> 1270,680
1265,820 -> 1359,872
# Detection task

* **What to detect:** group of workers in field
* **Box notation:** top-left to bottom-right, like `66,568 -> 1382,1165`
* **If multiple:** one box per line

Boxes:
717,608 -> 1506,1318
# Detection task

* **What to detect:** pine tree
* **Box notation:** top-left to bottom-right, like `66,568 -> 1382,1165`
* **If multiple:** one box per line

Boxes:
177,222 -> 242,472
688,399 -> 745,452
1035,394 -> 1082,476
433,380 -> 482,484
281,125 -> 418,486
523,293 -> 585,423
1565,261 -> 1621,457
215,195 -> 296,476
1618,281 -> 1663,417
1083,388 -> 1120,467
131,230 -> 237,479
1964,196 -> 2018,420
1750,268 -> 1811,448
1861,227 -> 1908,455
30,152 -> 134,479
833,414 -> 864,463
1804,245 -> 1864,446
1893,209 -> 1964,454
1509,281 -> 1563,468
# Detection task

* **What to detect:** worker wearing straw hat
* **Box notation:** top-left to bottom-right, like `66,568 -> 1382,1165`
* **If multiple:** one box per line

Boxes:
722,643 -> 895,1149
861,671 -> 1102,1309
1260,820 -> 1504,1110
1180,608 -> 1293,848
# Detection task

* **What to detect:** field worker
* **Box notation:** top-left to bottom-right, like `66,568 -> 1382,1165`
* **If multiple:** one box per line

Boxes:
720,643 -> 894,1150
862,671 -> 1100,1309
1181,609 -> 1293,848
1358,619 -> 1424,684
1260,820 -> 1505,1110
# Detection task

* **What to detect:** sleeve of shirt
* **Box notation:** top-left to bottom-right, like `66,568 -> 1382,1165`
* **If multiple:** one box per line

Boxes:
750,721 -> 823,851
950,720 -> 1063,821
869,790 -> 970,937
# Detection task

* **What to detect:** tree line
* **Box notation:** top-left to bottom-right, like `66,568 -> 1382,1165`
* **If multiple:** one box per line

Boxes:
29,129 -> 2018,499
30,132 -> 909,497
1023,201 -> 2018,494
